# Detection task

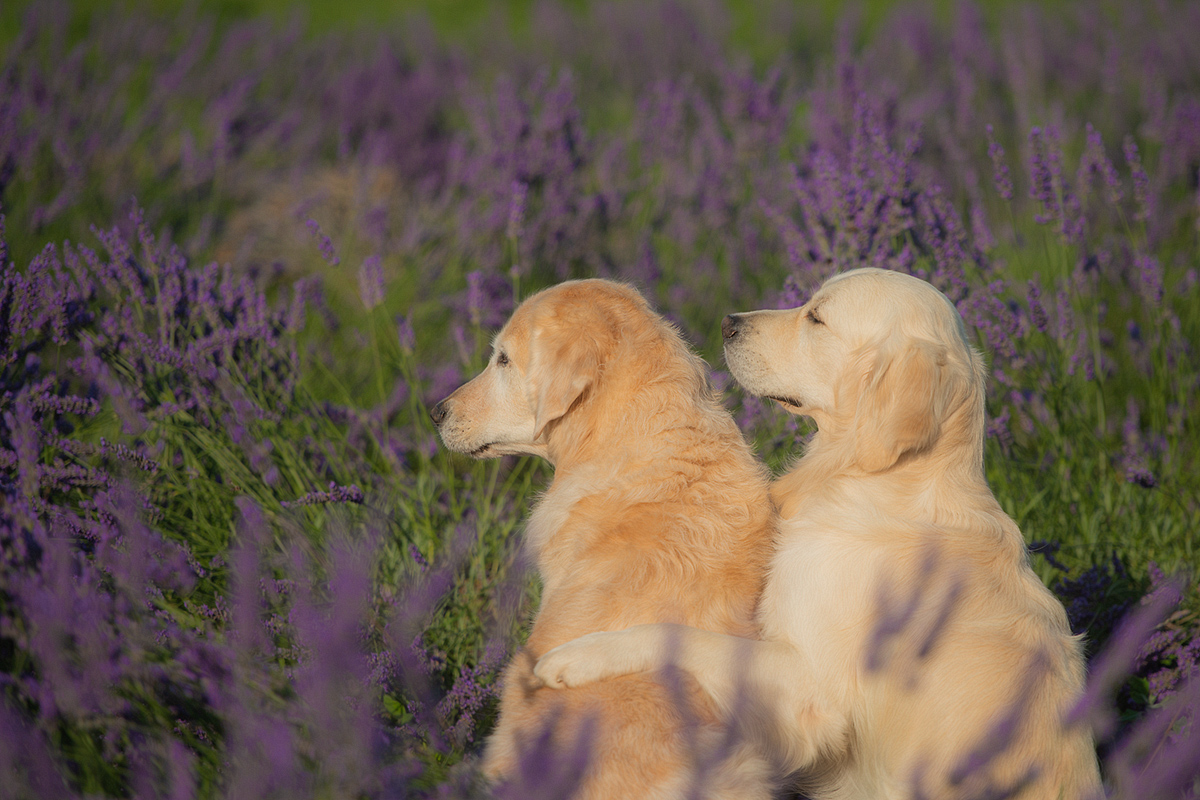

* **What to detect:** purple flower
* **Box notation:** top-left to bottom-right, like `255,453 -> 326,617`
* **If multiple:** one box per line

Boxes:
1195,167 -> 1200,234
492,712 -> 596,800
305,218 -> 340,266
1134,253 -> 1164,306
986,123 -> 1014,201
465,270 -> 485,327
1077,123 -> 1123,207
357,255 -> 385,311
396,312 -> 415,355
1118,398 -> 1158,489
1123,135 -> 1152,224
281,481 -> 365,507
631,236 -> 662,287
1055,289 -> 1075,341
1066,568 -> 1179,738
985,406 -> 1014,453
458,270 -> 514,329
1027,125 -> 1083,242
0,704 -> 70,797
6,393 -> 41,500
1026,279 -> 1049,334
777,273 -> 809,310
507,179 -> 528,242
436,645 -> 504,745
408,544 -> 429,573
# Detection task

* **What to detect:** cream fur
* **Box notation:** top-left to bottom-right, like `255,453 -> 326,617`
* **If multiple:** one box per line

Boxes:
534,268 -> 1103,800
433,279 -> 776,799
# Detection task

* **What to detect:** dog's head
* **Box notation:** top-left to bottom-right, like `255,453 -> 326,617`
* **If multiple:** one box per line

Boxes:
723,268 -> 984,472
431,279 -> 659,463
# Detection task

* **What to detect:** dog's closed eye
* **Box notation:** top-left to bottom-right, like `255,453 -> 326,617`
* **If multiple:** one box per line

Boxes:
806,308 -> 825,325
496,351 -> 510,366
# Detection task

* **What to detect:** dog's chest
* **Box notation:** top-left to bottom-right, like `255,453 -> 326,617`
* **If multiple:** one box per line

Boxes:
523,470 -> 612,594
758,518 -> 875,678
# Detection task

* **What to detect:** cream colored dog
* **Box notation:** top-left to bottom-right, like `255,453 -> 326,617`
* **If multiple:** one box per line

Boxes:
432,279 -> 775,799
535,268 -> 1103,800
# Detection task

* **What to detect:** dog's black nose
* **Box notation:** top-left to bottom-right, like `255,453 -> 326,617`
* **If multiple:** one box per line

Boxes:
429,399 -> 448,427
721,314 -> 741,341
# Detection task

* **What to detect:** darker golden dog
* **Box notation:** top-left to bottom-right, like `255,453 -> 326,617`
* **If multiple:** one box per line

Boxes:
433,279 -> 775,799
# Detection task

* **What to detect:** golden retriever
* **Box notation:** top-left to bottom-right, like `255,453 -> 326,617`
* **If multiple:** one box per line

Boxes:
534,268 -> 1103,800
431,279 -> 776,799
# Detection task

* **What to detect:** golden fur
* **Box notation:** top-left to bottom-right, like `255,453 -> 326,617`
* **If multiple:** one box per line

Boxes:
432,279 -> 776,799
535,269 -> 1103,800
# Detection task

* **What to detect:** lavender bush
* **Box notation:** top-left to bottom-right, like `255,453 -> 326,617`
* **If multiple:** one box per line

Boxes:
2,0 -> 1198,796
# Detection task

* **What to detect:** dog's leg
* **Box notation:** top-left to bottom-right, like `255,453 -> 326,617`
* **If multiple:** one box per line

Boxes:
534,625 -> 669,688
534,623 -> 848,774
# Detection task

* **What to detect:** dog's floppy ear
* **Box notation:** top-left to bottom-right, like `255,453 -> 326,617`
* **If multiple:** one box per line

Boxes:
529,322 -> 605,441
852,338 -> 952,472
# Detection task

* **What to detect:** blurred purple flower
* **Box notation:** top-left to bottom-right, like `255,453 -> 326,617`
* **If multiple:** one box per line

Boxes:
357,255 -> 385,311
1134,253 -> 1164,306
1118,398 -> 1158,488
1077,123 -> 1123,208
1195,167 -> 1200,233
507,179 -> 528,242
305,218 -> 340,266
1123,135 -> 1152,224
776,273 -> 809,310
465,269 -> 485,327
1028,125 -> 1084,243
1135,565 -> 1192,700
1055,289 -> 1075,341
986,123 -> 1014,201
985,406 -> 1014,453
1068,573 -> 1179,738
458,270 -> 514,330
492,712 -> 596,800
1026,279 -> 1049,334
396,312 -> 415,355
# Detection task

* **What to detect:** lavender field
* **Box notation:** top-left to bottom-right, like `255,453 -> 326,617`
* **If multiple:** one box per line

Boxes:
1,0 -> 1198,796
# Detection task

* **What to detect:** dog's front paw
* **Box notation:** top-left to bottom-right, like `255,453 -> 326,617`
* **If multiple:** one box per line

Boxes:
533,633 -> 615,689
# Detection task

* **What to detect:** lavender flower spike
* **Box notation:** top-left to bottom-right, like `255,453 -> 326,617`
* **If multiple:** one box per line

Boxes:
986,124 -> 1014,201
281,482 -> 365,507
396,312 -> 416,355
305,218 -> 341,266
358,255 -> 385,311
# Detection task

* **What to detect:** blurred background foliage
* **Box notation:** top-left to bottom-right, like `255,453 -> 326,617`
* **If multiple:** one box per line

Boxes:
1,0 -> 1198,796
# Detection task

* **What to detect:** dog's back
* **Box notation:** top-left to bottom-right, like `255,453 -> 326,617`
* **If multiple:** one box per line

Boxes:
479,281 -> 775,798
847,509 -> 1097,800
485,478 -> 774,798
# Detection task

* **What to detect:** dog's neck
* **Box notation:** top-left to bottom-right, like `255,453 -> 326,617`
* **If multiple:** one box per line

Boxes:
528,362 -> 746,589
773,401 -> 995,529
543,346 -> 711,472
